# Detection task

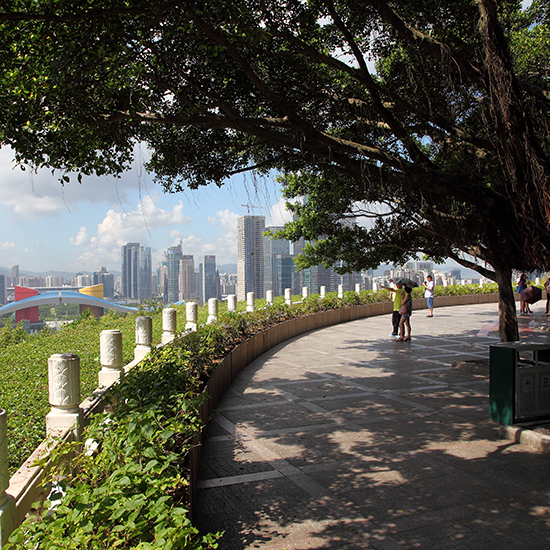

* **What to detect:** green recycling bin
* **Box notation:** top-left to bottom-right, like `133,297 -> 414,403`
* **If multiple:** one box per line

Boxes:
490,342 -> 550,425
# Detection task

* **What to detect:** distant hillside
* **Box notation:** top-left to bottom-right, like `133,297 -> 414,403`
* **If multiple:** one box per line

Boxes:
217,263 -> 237,274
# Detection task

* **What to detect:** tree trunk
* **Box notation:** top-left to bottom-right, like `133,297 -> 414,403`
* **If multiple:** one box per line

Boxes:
494,265 -> 519,342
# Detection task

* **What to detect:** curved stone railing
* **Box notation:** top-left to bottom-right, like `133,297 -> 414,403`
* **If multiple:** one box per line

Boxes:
0,287 -> 500,545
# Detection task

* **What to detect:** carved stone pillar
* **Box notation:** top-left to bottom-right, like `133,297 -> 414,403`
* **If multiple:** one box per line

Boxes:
302,287 -> 309,299
320,286 -> 326,298
266,290 -> 274,305
46,353 -> 81,437
284,288 -> 292,306
134,316 -> 152,361
207,298 -> 218,324
355,283 -> 361,294
162,308 -> 177,344
246,292 -> 255,312
227,294 -> 237,312
98,330 -> 123,387
186,302 -> 198,332
338,284 -> 344,299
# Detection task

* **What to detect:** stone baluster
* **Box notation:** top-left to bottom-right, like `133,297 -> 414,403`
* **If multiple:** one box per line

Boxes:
162,308 -> 177,344
266,290 -> 274,306
320,286 -> 326,298
302,286 -> 309,299
134,316 -> 152,361
46,353 -> 81,438
98,330 -> 123,387
246,292 -> 255,312
207,298 -> 218,324
338,284 -> 344,299
355,283 -> 361,295
186,302 -> 198,332
284,288 -> 292,306
227,294 -> 237,312
0,408 -> 15,546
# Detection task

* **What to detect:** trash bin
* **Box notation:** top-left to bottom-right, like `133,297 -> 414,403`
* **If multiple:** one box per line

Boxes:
490,342 -> 550,425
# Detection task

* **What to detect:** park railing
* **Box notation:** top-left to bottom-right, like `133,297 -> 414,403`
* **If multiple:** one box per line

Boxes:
0,286 -> 501,547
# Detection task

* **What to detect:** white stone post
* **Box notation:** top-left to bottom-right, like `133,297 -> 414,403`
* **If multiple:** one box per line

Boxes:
186,302 -> 198,332
266,290 -> 274,306
338,284 -> 344,299
0,409 -> 15,547
98,330 -> 123,387
302,286 -> 309,299
46,353 -> 82,438
284,288 -> 292,306
227,294 -> 237,312
320,286 -> 326,298
162,308 -> 177,344
134,316 -> 152,361
207,298 -> 218,324
355,283 -> 361,295
246,292 -> 255,312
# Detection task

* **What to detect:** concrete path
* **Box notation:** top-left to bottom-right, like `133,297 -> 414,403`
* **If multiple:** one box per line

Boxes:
194,302 -> 550,549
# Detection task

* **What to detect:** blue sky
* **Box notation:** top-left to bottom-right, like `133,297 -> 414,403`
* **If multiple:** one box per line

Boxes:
0,145 -> 292,274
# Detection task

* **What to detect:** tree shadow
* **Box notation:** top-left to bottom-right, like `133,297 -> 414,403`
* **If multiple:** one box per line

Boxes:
194,318 -> 550,549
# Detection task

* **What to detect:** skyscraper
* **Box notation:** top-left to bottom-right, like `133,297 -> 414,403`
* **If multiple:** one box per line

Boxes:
11,265 -> 19,287
263,227 -> 290,296
0,275 -> 6,305
121,243 -> 140,299
200,255 -> 219,304
93,266 -> 115,298
121,243 -> 152,301
139,247 -> 152,300
165,244 -> 183,304
179,255 -> 195,301
237,215 -> 265,301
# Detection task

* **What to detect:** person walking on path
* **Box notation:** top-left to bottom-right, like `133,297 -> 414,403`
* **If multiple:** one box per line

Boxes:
423,275 -> 435,317
380,283 -> 404,337
396,286 -> 412,342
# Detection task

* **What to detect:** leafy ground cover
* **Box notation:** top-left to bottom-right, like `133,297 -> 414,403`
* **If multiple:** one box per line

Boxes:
4,284 -> 498,549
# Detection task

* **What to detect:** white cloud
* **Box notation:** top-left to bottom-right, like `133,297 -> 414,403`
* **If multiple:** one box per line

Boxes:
0,241 -> 15,250
161,209 -> 239,265
68,198 -> 192,270
0,145 -> 160,220
70,226 -> 90,247
267,197 -> 293,227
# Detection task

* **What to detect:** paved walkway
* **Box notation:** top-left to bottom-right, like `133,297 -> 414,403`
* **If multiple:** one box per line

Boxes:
194,302 -> 550,549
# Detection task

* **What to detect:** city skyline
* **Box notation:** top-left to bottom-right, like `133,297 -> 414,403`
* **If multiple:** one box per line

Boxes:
0,145 -> 291,275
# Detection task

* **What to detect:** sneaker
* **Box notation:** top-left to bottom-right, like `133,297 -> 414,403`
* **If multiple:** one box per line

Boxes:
389,334 -> 398,338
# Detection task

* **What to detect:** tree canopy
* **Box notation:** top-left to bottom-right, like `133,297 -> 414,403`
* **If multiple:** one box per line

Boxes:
1,0 -> 549,339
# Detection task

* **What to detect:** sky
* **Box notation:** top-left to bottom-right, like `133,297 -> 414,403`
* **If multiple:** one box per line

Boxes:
0,145 -> 292,274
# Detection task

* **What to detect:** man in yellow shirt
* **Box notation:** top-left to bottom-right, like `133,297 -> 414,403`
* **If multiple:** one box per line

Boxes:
381,283 -> 404,338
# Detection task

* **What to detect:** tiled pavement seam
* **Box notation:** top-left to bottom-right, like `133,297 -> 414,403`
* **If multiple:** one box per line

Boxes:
194,303 -> 550,549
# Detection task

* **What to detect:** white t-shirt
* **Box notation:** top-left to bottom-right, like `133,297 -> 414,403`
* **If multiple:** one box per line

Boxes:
424,280 -> 434,298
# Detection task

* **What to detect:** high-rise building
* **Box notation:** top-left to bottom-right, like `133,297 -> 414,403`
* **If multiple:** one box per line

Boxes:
93,266 -> 115,298
237,215 -> 265,301
291,237 -> 305,294
121,243 -> 151,301
165,244 -> 183,304
0,275 -> 6,305
11,265 -> 19,287
263,227 -> 290,296
139,247 -> 152,300
179,255 -> 195,301
304,264 -> 335,294
121,243 -> 140,299
200,255 -> 219,304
